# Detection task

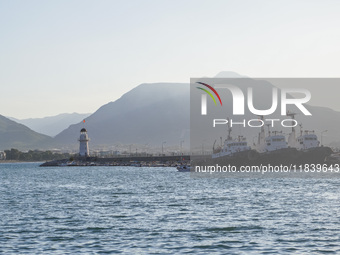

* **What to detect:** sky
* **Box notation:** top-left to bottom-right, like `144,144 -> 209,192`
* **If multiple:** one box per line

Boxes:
1,0 -> 340,118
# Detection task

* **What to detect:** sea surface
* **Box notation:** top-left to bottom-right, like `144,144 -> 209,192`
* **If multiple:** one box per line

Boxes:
1,163 -> 340,254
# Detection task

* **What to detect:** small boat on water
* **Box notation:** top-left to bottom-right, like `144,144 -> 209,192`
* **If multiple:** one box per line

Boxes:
177,165 -> 191,172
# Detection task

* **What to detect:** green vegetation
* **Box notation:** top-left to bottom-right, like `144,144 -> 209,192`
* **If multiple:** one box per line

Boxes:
4,148 -> 74,161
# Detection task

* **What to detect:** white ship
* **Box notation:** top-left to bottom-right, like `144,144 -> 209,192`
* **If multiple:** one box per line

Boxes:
256,116 -> 288,153
285,112 -> 332,164
252,115 -> 297,166
212,118 -> 251,159
287,112 -> 320,150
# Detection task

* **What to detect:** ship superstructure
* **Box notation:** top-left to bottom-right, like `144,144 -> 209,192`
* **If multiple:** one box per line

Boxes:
256,116 -> 287,153
286,112 -> 320,150
212,118 -> 251,158
296,127 -> 319,150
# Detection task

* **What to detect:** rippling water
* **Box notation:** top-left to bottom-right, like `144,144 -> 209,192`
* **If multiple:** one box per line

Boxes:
1,163 -> 340,254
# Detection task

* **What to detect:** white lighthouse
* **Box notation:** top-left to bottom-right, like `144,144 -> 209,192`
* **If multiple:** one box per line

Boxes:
79,128 -> 90,157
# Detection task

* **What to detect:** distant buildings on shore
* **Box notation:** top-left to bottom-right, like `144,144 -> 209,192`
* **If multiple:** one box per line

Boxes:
77,127 -> 188,158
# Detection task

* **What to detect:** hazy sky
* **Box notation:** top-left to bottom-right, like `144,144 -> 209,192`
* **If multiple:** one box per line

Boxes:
1,0 -> 340,118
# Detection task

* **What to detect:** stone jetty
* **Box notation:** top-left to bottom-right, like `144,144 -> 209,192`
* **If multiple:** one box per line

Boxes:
40,155 -> 190,167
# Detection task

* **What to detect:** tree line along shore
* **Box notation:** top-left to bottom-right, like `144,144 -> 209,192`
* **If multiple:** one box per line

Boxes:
2,149 -> 74,162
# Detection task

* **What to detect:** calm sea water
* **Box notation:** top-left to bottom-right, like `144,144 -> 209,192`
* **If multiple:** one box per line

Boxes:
1,163 -> 340,254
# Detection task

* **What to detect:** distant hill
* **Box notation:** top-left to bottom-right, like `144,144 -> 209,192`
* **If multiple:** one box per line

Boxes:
214,71 -> 246,78
4,72 -> 338,152
54,83 -> 190,150
0,115 -> 53,150
10,113 -> 91,137
54,78 -> 340,152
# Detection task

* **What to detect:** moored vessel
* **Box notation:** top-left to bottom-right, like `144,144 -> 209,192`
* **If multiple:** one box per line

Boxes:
204,118 -> 259,167
286,113 -> 333,165
254,116 -> 297,166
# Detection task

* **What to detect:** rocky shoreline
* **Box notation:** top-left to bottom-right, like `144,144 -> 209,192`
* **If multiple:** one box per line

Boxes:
40,155 -> 190,167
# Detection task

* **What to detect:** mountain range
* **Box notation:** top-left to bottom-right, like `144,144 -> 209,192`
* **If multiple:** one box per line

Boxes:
9,113 -> 91,137
0,115 -> 53,150
54,83 -> 190,150
1,73 -> 340,151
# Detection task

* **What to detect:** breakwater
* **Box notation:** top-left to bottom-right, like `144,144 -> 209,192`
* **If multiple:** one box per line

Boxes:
40,155 -> 190,167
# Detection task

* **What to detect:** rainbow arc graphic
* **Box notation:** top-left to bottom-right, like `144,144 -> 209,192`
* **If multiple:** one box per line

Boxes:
196,82 -> 222,106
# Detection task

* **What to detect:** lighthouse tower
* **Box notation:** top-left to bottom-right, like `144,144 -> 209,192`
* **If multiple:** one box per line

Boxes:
79,128 -> 90,157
